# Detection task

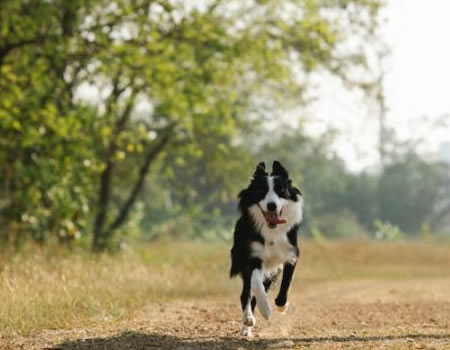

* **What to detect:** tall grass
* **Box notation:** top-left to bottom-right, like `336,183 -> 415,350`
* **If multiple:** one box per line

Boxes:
1,239 -> 449,336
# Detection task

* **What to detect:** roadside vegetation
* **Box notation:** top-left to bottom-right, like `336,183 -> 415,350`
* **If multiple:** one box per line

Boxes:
1,239 -> 449,337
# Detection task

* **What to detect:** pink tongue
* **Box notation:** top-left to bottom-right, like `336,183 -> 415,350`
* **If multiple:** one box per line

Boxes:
266,212 -> 287,225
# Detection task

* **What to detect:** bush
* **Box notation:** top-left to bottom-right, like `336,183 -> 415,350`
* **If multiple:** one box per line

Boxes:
313,210 -> 369,239
373,219 -> 403,241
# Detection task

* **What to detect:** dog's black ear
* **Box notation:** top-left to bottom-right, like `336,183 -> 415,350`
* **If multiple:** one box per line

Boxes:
287,179 -> 303,200
238,188 -> 247,199
253,161 -> 267,178
272,160 -> 289,178
291,185 -> 303,196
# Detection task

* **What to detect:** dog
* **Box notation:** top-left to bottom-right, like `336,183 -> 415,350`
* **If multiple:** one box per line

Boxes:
230,160 -> 303,336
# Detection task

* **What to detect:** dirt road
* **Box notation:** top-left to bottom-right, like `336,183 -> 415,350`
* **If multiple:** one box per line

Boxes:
4,279 -> 450,350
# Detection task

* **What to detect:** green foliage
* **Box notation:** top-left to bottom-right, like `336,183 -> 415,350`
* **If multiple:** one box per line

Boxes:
377,153 -> 450,234
373,220 -> 402,241
0,0 -> 385,249
314,210 -> 369,239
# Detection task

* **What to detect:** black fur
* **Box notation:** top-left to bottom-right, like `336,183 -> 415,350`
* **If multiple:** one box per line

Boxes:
229,161 -> 303,315
230,161 -> 301,278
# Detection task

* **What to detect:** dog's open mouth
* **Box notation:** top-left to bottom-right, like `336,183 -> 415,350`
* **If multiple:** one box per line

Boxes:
260,207 -> 287,229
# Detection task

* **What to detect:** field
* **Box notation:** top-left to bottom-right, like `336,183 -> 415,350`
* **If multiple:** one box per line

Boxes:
1,240 -> 449,350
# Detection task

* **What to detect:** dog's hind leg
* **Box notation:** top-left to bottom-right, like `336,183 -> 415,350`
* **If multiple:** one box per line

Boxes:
251,269 -> 272,320
275,262 -> 296,313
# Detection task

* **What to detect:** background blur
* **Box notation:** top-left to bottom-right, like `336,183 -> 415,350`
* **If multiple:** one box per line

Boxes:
1,0 -> 449,252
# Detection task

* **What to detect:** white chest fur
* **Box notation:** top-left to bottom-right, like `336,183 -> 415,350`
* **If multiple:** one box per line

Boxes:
250,235 -> 297,272
248,194 -> 303,273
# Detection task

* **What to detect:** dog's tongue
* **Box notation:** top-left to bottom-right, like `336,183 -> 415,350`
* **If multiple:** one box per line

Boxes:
265,212 -> 287,225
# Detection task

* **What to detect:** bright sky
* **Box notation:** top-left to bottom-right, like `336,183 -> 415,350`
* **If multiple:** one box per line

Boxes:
385,0 -> 450,143
307,0 -> 450,171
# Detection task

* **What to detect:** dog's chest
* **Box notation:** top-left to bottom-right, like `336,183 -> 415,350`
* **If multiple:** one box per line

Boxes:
250,234 -> 297,272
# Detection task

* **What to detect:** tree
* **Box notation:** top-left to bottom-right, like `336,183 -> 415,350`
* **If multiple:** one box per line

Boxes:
0,1 -> 98,245
0,0 -> 384,250
377,153 -> 450,234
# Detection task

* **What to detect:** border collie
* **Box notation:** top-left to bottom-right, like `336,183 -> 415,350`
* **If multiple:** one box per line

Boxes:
230,161 -> 303,336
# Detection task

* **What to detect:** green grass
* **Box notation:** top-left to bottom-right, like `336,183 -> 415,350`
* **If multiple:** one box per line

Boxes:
1,239 -> 449,336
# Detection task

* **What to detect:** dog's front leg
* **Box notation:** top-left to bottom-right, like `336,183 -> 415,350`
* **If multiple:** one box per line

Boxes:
240,270 -> 255,336
251,269 -> 272,320
275,262 -> 296,313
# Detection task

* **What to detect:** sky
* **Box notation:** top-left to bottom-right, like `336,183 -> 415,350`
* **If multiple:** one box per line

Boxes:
307,0 -> 450,171
385,0 -> 450,145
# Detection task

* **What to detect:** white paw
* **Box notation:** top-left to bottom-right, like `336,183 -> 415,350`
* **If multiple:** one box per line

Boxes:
256,296 -> 272,321
242,311 -> 256,327
240,325 -> 253,337
276,301 -> 289,314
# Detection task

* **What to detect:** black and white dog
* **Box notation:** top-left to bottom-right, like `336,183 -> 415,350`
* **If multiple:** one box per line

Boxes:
230,161 -> 303,336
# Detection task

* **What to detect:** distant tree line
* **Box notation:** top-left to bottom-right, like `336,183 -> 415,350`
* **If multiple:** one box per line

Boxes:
153,125 -> 450,241
256,130 -> 450,238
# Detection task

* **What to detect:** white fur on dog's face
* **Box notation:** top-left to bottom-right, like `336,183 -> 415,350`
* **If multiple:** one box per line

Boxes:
259,176 -> 287,215
250,176 -> 303,233
249,196 -> 302,272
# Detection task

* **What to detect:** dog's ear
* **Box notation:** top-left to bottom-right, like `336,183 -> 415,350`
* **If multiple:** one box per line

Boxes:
272,160 -> 289,178
290,181 -> 303,196
253,161 -> 267,178
238,188 -> 247,199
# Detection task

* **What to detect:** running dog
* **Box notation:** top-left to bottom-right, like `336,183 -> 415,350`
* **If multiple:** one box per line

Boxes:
230,161 -> 303,336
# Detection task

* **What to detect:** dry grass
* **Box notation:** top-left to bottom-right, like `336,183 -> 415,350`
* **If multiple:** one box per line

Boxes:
1,239 -> 449,337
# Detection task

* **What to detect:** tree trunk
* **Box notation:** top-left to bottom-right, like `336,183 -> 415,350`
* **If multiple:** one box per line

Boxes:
91,88 -> 136,251
92,124 -> 174,251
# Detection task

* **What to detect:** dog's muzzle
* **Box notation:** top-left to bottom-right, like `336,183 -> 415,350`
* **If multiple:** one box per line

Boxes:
258,205 -> 287,229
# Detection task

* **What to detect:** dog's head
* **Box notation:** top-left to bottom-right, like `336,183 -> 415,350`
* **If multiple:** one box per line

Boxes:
238,161 -> 302,229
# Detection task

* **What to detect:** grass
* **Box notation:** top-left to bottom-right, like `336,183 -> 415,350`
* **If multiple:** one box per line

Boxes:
1,239 -> 449,337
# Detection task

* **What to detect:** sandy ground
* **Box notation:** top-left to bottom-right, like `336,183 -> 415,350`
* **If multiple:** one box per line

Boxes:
3,279 -> 450,350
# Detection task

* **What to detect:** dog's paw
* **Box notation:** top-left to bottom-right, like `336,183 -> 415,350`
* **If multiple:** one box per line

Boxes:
242,311 -> 256,327
256,297 -> 272,321
240,325 -> 253,337
276,301 -> 289,314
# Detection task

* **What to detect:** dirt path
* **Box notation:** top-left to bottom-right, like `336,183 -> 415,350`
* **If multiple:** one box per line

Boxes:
4,279 -> 450,350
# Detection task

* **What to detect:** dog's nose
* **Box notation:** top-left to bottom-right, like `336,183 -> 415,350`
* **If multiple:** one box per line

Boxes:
267,202 -> 277,212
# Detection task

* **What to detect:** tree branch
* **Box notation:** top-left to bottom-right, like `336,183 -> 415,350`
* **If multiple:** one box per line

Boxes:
106,123 -> 175,234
